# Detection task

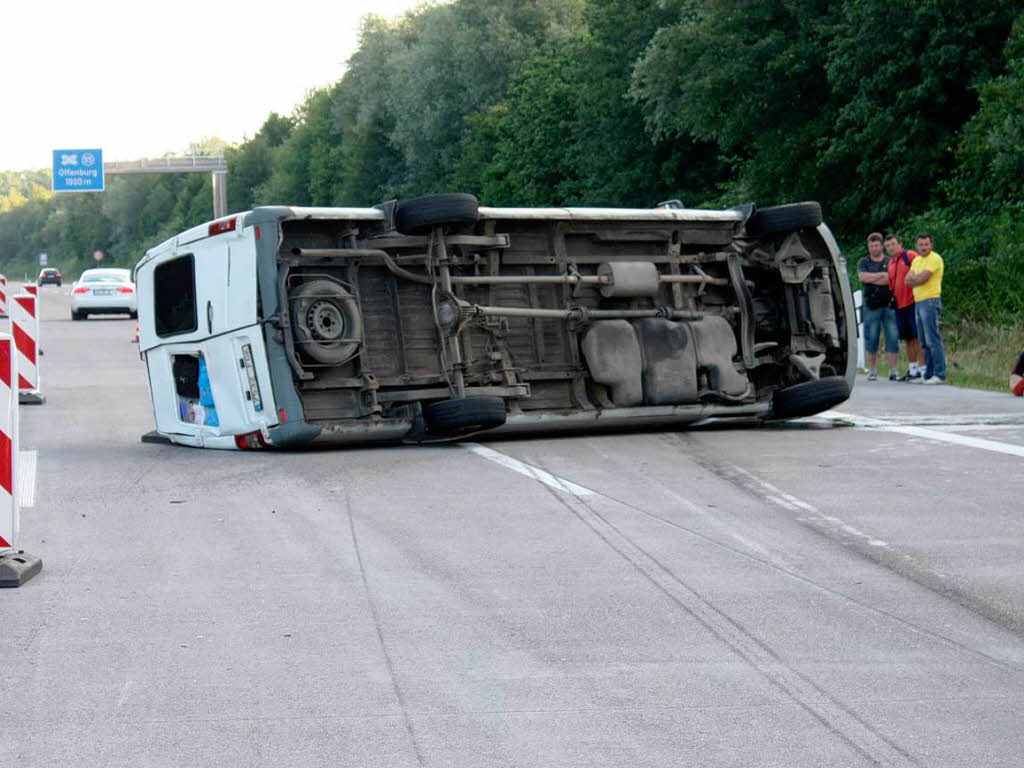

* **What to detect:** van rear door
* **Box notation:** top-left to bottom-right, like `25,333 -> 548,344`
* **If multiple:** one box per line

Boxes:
138,224 -> 276,447
145,332 -> 278,448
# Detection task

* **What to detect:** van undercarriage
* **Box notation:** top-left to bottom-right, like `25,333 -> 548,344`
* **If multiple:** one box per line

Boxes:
263,196 -> 854,444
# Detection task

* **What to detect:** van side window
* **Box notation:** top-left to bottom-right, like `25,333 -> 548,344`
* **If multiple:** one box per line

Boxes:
154,255 -> 197,337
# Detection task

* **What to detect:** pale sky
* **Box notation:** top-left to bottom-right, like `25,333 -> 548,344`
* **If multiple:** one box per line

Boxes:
1,0 -> 433,172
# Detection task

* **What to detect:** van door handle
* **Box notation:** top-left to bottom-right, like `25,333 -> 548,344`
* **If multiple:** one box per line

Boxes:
206,301 -> 213,334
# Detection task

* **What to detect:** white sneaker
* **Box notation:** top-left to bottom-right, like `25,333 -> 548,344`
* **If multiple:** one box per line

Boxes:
922,376 -> 946,385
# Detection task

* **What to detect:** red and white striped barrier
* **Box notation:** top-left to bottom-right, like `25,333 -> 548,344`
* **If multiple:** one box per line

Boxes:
0,334 -> 18,551
11,294 -> 44,405
0,275 -> 8,318
0,332 -> 40,586
22,284 -> 41,355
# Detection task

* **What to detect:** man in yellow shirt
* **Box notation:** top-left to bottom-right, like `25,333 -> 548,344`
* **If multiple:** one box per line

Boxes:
904,233 -> 946,383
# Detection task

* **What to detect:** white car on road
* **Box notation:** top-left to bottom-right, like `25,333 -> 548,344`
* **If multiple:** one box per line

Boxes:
71,268 -> 138,320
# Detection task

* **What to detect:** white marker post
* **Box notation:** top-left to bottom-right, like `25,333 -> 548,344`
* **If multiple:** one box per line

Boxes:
853,289 -> 865,371
0,333 -> 41,586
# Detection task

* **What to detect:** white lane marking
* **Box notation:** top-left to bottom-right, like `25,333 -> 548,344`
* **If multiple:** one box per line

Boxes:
819,410 -> 1024,459
462,443 -> 596,497
725,463 -> 889,549
18,450 -> 37,508
937,423 -> 1024,433
838,412 -> 1024,427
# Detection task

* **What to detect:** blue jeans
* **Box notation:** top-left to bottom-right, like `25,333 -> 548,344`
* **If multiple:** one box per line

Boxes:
914,298 -> 946,380
861,304 -> 899,354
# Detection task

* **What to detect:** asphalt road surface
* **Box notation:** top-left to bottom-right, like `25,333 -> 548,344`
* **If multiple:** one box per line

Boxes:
3,285 -> 1024,767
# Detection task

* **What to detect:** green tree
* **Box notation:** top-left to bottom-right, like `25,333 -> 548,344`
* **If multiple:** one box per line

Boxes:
912,13 -> 1024,323
632,0 -> 834,208
227,112 -> 294,211
950,14 -> 1024,207
257,88 -> 345,206
631,0 -> 1016,234
0,170 -> 51,213
819,0 -> 1016,229
459,0 -> 720,207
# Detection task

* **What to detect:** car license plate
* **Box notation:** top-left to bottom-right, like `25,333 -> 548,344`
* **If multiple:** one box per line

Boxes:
93,288 -> 113,296
241,344 -> 263,411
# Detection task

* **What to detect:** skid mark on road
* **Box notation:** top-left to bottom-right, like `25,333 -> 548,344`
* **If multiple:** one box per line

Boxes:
819,410 -> 1024,459
679,435 -> 1024,644
469,438 -> 1024,669
346,497 -> 426,767
719,463 -> 890,549
533,471 -> 921,767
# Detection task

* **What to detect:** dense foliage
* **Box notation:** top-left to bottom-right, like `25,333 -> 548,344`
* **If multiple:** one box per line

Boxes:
0,0 -> 1020,320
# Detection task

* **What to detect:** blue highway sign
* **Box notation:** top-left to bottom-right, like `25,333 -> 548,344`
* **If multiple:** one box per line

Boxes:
52,149 -> 104,192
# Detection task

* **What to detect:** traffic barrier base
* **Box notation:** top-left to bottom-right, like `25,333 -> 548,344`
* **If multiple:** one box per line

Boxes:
0,550 -> 43,587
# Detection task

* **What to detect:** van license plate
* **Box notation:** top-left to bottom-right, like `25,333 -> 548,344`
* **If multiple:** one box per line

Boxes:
241,344 -> 263,411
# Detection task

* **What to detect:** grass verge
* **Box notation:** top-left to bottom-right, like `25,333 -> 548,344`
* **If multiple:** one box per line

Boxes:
862,319 -> 1022,392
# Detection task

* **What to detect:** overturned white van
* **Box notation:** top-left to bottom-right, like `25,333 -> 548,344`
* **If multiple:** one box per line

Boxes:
134,195 -> 856,449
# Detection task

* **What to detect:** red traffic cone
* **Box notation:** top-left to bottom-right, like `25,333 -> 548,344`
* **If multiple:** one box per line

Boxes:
132,324 -> 139,343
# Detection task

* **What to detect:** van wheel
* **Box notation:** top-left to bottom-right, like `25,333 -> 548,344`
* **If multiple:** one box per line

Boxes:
423,396 -> 506,436
747,202 -> 822,236
395,194 -> 479,235
771,376 -> 850,420
290,280 -> 363,365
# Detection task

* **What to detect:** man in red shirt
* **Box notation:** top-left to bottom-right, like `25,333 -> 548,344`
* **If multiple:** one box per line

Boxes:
884,234 -> 925,380
1010,351 -> 1024,396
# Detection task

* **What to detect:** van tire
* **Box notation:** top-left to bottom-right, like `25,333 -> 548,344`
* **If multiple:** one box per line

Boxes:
771,376 -> 850,420
290,280 -> 363,365
395,194 -> 479,235
747,202 -> 822,236
423,396 -> 506,435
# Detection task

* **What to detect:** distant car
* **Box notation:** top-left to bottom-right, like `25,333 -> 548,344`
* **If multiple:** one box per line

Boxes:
71,268 -> 138,320
38,268 -> 61,286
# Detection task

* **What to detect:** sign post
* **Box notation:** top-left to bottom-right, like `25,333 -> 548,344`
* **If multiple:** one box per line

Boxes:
52,149 -> 104,192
